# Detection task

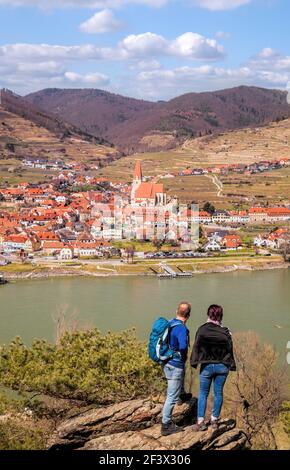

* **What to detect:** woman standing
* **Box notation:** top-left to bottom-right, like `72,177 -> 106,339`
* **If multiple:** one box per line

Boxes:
190,304 -> 236,431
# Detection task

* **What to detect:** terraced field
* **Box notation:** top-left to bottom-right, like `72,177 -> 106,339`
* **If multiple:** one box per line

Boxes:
162,175 -> 224,206
99,117 -> 290,180
97,118 -> 290,207
221,167 -> 290,206
0,107 -> 118,172
182,118 -> 290,166
96,150 -> 196,182
163,167 -> 290,208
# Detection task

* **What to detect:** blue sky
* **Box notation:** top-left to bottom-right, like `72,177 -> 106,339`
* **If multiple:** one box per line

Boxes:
0,0 -> 289,100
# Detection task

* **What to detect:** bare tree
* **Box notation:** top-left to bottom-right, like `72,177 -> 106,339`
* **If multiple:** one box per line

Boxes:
52,304 -> 92,345
125,244 -> 135,264
224,331 -> 288,449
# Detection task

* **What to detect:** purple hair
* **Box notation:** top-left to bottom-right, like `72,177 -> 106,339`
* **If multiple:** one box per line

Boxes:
207,304 -> 223,323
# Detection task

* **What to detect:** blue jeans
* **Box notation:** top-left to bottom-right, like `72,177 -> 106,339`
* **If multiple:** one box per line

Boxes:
197,363 -> 229,420
162,363 -> 185,425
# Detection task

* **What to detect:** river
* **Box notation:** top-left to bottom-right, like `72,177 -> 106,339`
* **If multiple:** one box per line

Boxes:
0,269 -> 290,367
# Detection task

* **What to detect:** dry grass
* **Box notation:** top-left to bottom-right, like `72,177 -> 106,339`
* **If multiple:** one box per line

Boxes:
163,175 -> 224,204
97,119 -> 290,207
96,150 -> 189,182
0,254 -> 285,278
182,118 -> 290,166
221,167 -> 290,206
0,107 -> 117,172
0,263 -> 46,273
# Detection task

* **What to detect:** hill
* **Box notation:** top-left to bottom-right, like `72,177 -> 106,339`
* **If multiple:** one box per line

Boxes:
97,117 -> 290,208
26,86 -> 290,153
0,88 -> 112,147
0,90 -> 120,184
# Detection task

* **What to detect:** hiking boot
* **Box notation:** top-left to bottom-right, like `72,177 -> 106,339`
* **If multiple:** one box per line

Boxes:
210,418 -> 220,430
161,422 -> 183,436
192,421 -> 208,432
177,392 -> 192,405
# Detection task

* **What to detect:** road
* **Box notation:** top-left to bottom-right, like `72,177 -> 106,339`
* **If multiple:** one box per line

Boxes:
206,174 -> 224,197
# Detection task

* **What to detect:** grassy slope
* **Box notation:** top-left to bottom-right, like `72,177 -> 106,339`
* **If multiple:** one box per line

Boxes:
221,167 -> 290,206
97,119 -> 290,207
0,107 -> 117,185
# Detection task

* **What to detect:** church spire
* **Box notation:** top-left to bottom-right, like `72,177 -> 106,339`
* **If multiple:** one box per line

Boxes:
133,161 -> 142,182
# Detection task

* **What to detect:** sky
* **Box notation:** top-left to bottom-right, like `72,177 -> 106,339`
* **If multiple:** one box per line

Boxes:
0,0 -> 290,100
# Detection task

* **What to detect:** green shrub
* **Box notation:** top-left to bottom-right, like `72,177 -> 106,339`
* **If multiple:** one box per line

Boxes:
0,329 -> 164,405
0,421 -> 46,450
0,393 -> 47,450
281,401 -> 290,437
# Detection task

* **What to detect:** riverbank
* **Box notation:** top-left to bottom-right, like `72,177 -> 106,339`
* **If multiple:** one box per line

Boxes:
1,254 -> 288,280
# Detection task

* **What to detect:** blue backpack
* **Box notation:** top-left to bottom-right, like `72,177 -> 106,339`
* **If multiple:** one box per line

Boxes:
148,317 -> 181,364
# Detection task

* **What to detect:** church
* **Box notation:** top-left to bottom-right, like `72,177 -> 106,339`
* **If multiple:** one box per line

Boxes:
131,161 -> 167,207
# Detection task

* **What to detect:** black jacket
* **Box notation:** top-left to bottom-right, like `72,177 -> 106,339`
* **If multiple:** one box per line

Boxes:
190,322 -> 236,371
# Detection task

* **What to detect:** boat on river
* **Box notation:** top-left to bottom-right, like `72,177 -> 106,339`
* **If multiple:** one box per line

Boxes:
0,274 -> 8,285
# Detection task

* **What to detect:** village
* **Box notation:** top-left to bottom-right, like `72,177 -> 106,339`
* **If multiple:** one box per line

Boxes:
0,159 -> 289,267
160,156 -> 290,178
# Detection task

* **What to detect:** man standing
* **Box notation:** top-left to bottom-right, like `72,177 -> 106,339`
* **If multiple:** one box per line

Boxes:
161,301 -> 191,436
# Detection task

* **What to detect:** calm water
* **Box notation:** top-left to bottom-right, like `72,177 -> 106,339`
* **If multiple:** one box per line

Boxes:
0,270 -> 290,367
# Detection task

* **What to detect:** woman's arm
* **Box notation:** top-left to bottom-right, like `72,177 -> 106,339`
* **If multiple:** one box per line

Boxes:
225,327 -> 236,371
190,329 -> 200,369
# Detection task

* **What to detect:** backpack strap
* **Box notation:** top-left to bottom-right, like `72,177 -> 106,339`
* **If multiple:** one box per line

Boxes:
167,320 -> 183,359
168,320 -> 182,329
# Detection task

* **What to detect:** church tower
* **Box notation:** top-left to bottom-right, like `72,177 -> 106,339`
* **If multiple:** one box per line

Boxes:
131,161 -> 142,202
133,161 -> 142,184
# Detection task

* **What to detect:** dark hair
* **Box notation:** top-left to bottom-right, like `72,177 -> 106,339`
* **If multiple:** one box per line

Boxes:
177,301 -> 191,319
207,304 -> 223,323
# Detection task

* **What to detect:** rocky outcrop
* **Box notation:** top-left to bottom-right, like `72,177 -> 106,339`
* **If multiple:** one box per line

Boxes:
48,397 -> 250,451
81,420 -> 249,451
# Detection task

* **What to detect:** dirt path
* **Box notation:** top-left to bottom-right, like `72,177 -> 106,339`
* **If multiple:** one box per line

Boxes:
206,174 -> 224,197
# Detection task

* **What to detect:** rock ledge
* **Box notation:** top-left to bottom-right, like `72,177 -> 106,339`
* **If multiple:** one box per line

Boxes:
48,397 -> 250,451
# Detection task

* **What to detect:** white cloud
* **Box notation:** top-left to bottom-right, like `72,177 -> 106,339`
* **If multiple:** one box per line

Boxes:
0,43 -> 118,61
170,32 -> 224,60
2,38 -> 290,101
0,0 -> 168,8
0,34 -> 223,95
0,43 -> 111,92
120,32 -> 224,60
215,31 -> 231,39
18,61 -> 64,76
0,32 -> 224,64
0,0 -> 255,8
134,65 -> 250,98
258,47 -> 277,58
120,33 -> 168,57
247,49 -> 290,72
132,59 -> 161,70
79,9 -> 124,34
190,0 -> 252,10
64,71 -> 110,84
134,48 -> 290,99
